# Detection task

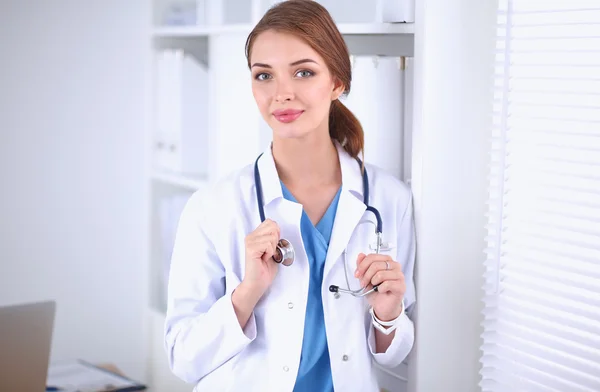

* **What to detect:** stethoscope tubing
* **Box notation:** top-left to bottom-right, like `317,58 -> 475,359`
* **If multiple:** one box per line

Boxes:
253,152 -> 384,296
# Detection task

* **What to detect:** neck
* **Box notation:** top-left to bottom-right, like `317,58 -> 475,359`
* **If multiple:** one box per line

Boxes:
272,132 -> 341,188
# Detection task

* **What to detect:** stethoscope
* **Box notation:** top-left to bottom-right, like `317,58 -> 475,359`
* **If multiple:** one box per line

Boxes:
254,153 -> 385,297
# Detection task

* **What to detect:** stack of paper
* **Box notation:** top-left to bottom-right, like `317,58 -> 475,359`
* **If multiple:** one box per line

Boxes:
47,360 -> 145,392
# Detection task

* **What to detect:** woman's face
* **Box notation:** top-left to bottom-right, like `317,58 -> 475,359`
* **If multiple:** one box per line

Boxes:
250,30 -> 343,140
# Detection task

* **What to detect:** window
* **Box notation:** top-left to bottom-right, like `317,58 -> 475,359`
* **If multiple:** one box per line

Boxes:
480,1 -> 600,390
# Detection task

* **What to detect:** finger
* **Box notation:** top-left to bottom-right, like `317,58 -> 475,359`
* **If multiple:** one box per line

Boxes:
370,270 -> 398,287
385,261 -> 405,282
357,254 -> 391,280
247,242 -> 272,261
247,239 -> 272,260
374,279 -> 406,296
252,219 -> 279,237
355,253 -> 377,278
250,233 -> 280,253
254,219 -> 280,238
249,231 -> 279,242
360,259 -> 390,288
257,240 -> 275,263
354,253 -> 367,276
260,230 -> 280,244
245,229 -> 274,249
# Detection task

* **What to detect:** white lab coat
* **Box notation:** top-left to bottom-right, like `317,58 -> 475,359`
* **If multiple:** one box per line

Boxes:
164,142 -> 416,392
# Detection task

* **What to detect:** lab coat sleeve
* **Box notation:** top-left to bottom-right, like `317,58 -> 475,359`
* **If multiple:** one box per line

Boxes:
368,190 -> 416,368
164,191 -> 257,384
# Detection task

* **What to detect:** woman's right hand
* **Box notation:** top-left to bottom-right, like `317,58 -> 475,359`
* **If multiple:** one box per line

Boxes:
232,219 -> 281,330
241,218 -> 281,298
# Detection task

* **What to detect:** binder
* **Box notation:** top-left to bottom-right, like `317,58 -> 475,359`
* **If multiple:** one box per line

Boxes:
381,0 -> 415,23
154,50 -> 170,171
403,57 -> 414,185
318,0 -> 378,23
342,55 -> 405,179
154,49 -> 210,177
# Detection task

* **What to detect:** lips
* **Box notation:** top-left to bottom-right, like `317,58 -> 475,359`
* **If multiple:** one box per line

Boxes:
273,109 -> 304,123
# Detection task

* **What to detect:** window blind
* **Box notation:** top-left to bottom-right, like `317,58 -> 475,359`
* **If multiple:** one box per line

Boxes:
480,1 -> 600,391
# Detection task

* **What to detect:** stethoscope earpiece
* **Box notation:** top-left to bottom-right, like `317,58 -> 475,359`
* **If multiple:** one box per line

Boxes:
272,239 -> 294,266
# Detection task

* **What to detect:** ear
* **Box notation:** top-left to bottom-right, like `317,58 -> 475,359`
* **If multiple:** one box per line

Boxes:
331,78 -> 346,101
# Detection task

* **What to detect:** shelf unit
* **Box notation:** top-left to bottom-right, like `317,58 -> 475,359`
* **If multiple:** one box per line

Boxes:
151,170 -> 207,191
144,1 -> 416,391
153,22 -> 415,37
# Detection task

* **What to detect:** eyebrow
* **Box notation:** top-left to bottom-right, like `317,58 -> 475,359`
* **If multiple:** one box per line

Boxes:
251,58 -> 318,69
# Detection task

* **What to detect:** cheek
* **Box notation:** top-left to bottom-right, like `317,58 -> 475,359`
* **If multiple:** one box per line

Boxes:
252,85 -> 271,113
306,81 -> 333,104
303,83 -> 333,118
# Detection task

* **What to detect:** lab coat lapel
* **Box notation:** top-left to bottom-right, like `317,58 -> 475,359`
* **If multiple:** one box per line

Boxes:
265,197 -> 307,293
323,187 -> 366,281
323,143 -> 367,283
256,144 -> 309,290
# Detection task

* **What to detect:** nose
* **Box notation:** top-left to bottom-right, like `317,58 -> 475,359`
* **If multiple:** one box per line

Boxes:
274,79 -> 294,103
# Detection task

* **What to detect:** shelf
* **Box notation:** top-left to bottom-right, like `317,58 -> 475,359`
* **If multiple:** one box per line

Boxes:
153,22 -> 414,38
151,170 -> 208,191
337,22 -> 414,35
153,24 -> 254,37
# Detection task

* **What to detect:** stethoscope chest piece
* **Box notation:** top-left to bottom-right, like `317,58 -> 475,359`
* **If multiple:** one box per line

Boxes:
273,239 -> 295,266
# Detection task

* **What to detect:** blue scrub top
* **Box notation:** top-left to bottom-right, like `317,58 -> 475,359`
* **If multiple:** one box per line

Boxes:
281,181 -> 341,392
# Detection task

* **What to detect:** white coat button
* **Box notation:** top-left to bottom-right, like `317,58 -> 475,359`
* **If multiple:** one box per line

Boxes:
342,355 -> 349,361
288,302 -> 294,309
283,365 -> 289,372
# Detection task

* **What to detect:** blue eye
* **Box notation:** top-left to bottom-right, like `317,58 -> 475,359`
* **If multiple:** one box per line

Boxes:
296,70 -> 314,78
255,73 -> 271,81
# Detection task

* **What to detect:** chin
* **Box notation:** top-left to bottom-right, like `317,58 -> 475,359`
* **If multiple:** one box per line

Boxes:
274,127 -> 310,140
270,120 -> 312,140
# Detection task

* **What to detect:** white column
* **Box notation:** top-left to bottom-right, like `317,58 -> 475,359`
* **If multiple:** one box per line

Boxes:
408,1 -> 498,391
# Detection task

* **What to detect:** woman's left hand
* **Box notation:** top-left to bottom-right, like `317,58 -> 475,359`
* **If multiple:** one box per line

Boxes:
355,252 -> 405,321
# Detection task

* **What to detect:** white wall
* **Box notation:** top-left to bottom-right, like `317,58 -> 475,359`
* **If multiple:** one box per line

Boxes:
408,0 -> 498,391
0,0 -> 150,382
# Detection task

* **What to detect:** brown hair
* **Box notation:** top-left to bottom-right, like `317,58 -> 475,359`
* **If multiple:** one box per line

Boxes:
245,0 -> 364,159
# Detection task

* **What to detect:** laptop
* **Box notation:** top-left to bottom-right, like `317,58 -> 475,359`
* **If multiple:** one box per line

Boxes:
0,300 -> 56,392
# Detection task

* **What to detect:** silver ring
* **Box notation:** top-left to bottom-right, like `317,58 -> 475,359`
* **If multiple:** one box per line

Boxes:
385,261 -> 390,270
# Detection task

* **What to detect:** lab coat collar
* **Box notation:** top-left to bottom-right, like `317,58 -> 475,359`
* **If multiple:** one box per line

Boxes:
256,139 -> 368,289
335,140 -> 365,202
255,143 -> 282,209
255,139 -> 364,209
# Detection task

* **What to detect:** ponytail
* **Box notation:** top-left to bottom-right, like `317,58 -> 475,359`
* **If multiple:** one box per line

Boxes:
329,99 -> 364,159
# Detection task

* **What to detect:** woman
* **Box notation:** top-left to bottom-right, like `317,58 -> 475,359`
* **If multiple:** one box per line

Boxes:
164,1 -> 416,391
